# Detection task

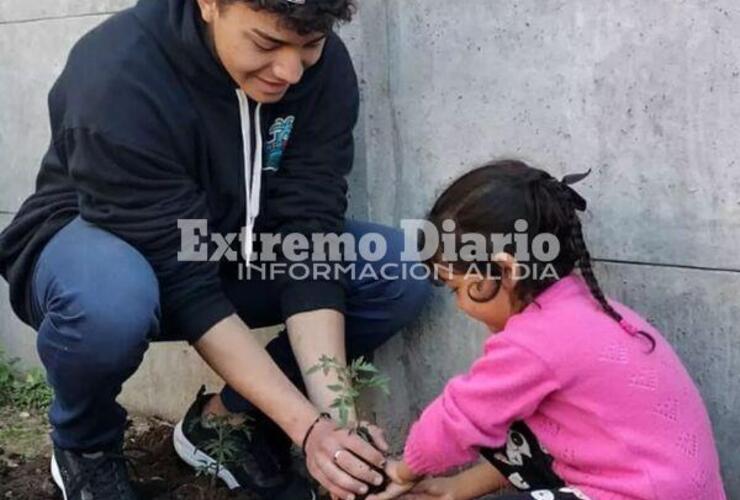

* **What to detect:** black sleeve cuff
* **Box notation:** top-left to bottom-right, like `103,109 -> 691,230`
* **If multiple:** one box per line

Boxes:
280,280 -> 346,321
169,292 -> 236,343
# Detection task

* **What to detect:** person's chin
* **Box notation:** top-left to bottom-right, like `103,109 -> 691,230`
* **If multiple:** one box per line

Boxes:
240,81 -> 289,103
246,88 -> 287,104
260,91 -> 287,103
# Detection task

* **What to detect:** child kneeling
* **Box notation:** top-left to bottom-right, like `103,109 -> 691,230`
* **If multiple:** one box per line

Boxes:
378,160 -> 726,500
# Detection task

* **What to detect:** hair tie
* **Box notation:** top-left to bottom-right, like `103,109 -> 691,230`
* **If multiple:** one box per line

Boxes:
559,169 -> 591,212
301,412 -> 331,456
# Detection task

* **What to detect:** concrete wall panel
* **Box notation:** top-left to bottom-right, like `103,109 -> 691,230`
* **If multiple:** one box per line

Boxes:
0,1 -> 133,24
372,0 -> 740,268
0,14 -> 113,211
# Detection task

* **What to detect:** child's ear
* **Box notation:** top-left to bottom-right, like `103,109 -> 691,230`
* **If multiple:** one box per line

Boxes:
492,252 -> 520,291
469,277 -> 500,302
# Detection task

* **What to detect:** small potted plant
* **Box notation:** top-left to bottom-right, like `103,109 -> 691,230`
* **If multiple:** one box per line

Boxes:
307,355 -> 391,499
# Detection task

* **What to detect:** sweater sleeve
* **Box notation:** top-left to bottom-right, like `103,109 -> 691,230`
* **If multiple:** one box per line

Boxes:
403,337 -> 560,475
65,129 -> 235,342
264,35 -> 359,321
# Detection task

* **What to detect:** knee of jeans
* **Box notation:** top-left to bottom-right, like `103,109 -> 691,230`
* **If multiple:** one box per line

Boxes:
354,273 -> 431,334
44,265 -> 159,373
87,302 -> 156,368
393,274 -> 432,325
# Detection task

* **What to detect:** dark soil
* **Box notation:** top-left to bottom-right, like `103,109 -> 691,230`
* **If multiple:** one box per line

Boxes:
0,416 -> 300,500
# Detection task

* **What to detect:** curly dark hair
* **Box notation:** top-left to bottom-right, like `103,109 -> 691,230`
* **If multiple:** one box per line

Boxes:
218,0 -> 356,35
425,159 -> 656,351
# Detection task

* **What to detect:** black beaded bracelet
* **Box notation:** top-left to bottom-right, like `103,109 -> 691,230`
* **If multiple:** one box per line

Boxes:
301,412 -> 331,456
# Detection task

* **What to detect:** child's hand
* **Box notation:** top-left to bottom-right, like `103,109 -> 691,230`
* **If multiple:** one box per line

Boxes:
365,480 -> 416,500
386,458 -> 422,484
401,476 -> 461,500
404,462 -> 507,500
365,459 -> 420,500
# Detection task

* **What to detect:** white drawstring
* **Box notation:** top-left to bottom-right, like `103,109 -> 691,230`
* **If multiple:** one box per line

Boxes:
236,89 -> 263,265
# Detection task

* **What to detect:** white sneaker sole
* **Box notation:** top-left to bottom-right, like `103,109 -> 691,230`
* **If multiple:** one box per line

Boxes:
173,419 -> 241,490
51,453 -> 68,500
173,419 -> 316,499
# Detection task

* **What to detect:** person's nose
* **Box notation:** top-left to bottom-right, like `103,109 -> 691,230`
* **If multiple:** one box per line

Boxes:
272,49 -> 304,85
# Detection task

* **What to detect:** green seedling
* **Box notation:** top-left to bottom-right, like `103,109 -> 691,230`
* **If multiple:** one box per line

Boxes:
187,414 -> 253,489
307,355 -> 391,499
306,355 -> 390,430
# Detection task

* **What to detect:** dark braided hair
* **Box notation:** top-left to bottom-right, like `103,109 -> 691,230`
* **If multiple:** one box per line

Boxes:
550,179 -> 657,351
424,159 -> 656,351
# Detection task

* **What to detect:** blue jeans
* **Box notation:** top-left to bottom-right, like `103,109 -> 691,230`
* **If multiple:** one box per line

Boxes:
29,216 -> 430,451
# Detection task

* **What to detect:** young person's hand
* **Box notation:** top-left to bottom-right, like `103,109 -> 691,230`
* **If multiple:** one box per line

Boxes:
358,421 -> 390,452
402,476 -> 459,500
403,462 -> 507,500
365,480 -> 416,499
304,418 -> 389,500
385,458 -> 422,483
364,459 -> 421,500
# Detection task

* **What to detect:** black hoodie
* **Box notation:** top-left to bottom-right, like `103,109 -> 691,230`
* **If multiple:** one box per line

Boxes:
0,0 -> 359,341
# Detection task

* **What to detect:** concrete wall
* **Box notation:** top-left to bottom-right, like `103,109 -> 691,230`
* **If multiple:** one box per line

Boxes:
1,0 -> 738,496
356,1 -> 740,495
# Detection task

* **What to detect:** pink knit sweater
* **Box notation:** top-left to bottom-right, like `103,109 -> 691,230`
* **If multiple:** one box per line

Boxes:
404,276 -> 726,500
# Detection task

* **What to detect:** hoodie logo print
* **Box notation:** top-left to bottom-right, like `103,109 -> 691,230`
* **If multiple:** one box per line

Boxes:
264,116 -> 295,172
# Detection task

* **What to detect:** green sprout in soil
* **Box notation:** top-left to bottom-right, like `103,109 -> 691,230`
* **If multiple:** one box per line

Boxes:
307,355 -> 391,499
187,414 -> 253,489
306,355 -> 390,430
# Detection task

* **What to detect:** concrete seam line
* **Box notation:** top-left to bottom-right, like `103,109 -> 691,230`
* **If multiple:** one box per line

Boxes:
0,10 -> 120,26
593,257 -> 740,275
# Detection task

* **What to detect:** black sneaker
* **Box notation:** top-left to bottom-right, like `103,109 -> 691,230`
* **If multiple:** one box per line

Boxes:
173,387 -> 316,500
51,442 -> 139,500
